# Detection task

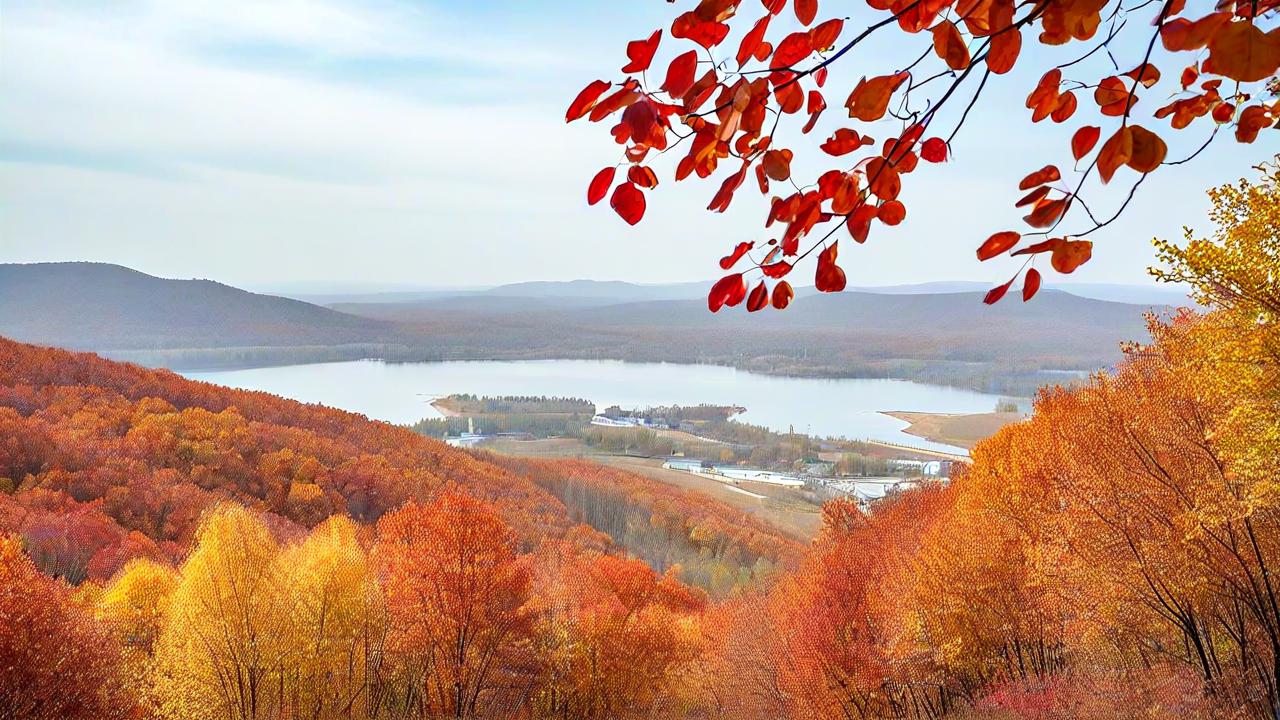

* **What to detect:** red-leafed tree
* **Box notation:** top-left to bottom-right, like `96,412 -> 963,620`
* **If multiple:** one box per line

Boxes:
0,535 -> 129,719
568,0 -> 1279,308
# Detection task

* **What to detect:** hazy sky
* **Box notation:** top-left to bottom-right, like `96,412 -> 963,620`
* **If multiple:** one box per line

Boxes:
0,0 -> 1269,290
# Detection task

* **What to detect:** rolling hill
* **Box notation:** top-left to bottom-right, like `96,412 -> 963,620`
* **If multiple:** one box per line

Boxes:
0,262 -> 388,350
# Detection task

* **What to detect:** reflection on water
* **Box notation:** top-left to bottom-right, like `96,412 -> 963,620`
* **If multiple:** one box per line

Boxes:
185,359 -> 1008,454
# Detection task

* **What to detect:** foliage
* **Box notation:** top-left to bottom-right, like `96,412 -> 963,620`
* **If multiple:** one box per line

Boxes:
569,0 -> 1279,307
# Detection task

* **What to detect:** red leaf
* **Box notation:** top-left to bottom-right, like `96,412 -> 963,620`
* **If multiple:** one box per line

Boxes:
1018,165 -> 1060,190
622,30 -> 662,73
566,80 -> 611,122
1022,267 -> 1041,301
1071,126 -> 1101,160
795,0 -> 818,25
762,260 -> 793,278
719,241 -> 755,270
773,31 -> 814,67
920,137 -> 948,163
1023,196 -> 1070,228
809,18 -> 844,51
771,280 -> 794,309
708,273 -> 747,312
627,165 -> 659,189
1015,185 -> 1051,208
821,128 -> 868,156
610,182 -> 646,225
977,230 -> 1020,260
877,200 -> 906,225
815,242 -> 847,292
984,277 -> 1014,304
662,51 -> 699,97
737,16 -> 771,67
746,281 -> 769,312
587,167 -> 615,206
672,12 -> 730,49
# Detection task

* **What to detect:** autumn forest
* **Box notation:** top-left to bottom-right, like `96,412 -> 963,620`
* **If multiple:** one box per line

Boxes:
0,168 -> 1274,718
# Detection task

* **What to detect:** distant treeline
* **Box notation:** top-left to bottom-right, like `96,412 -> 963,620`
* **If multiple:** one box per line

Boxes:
437,394 -> 595,415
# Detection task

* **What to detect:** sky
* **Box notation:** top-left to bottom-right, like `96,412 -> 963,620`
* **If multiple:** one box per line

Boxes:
0,0 -> 1271,291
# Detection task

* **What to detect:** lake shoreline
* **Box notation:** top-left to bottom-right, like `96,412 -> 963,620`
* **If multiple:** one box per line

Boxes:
114,344 -> 1066,397
882,410 -> 1026,450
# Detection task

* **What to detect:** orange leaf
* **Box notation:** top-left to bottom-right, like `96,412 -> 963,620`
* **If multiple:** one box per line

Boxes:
628,165 -> 659,189
932,21 -> 971,71
977,230 -> 1020,260
1097,126 -> 1133,183
1126,125 -> 1167,173
1071,126 -> 1101,160
845,73 -> 908,121
1160,13 -> 1230,52
1124,63 -> 1161,88
866,157 -> 901,201
1051,91 -> 1077,123
1050,239 -> 1092,273
986,27 -> 1021,74
622,30 -> 662,73
587,167 -> 615,206
1204,20 -> 1280,83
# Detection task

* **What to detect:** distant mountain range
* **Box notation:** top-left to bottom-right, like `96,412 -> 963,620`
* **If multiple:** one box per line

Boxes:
0,262 -> 1181,394
280,277 -> 1193,309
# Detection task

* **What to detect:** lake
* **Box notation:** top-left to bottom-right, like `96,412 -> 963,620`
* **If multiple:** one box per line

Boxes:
184,359 -> 1011,454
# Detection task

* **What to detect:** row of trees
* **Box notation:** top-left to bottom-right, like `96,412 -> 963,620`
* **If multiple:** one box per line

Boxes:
4,492 -> 707,719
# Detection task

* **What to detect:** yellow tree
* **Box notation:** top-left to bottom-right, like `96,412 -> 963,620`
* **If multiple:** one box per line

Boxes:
152,503 -> 292,720
97,556 -> 178,655
280,515 -> 388,720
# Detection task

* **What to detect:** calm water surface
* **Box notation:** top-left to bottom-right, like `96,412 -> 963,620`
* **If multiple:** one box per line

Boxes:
184,359 -> 1007,454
